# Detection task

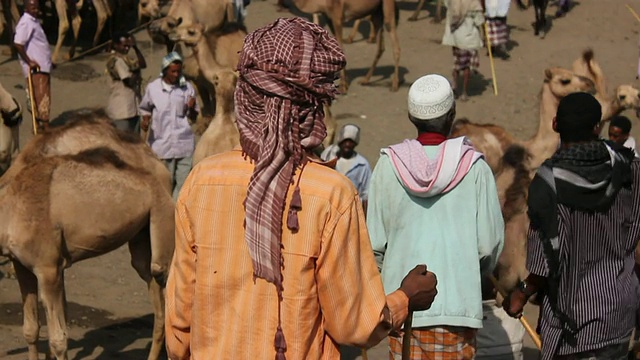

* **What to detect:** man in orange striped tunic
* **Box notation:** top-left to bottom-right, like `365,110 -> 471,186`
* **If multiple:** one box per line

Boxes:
164,17 -> 439,360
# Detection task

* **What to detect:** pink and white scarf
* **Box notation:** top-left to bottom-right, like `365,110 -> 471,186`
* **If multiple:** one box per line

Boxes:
382,136 -> 483,197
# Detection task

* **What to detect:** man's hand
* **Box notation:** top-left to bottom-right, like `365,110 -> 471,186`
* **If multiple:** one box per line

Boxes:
141,116 -> 150,132
28,60 -> 40,71
187,96 -> 196,109
399,264 -> 438,312
127,35 -> 137,48
502,289 -> 527,318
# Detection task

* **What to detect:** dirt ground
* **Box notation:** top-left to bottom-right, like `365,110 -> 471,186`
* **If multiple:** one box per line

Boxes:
0,0 -> 638,359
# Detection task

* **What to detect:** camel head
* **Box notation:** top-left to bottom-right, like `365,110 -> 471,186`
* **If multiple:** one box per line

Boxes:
168,23 -> 205,47
615,85 -> 640,117
213,69 -> 238,114
139,0 -> 161,20
544,67 -> 596,99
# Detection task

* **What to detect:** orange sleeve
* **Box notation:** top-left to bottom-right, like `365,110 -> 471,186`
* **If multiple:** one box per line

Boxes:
165,195 -> 197,360
316,194 -> 406,348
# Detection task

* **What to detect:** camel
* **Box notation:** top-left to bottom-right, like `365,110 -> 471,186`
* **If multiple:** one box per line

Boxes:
451,68 -> 595,295
0,81 -> 21,175
285,0 -> 401,93
322,0 -> 443,44
168,22 -> 246,133
451,67 -> 595,174
192,69 -> 239,166
0,113 -> 174,360
0,0 -> 19,56
148,0 -> 238,45
192,69 -> 338,166
139,0 -> 172,21
571,49 -> 640,123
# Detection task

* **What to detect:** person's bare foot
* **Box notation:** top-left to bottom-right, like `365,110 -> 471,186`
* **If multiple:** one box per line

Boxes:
458,93 -> 469,102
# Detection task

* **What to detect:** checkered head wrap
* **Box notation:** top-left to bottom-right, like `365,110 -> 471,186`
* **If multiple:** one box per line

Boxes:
236,17 -> 345,287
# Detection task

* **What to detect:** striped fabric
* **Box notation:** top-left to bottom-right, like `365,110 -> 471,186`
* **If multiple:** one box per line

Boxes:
452,48 -> 479,72
485,18 -> 509,47
234,17 -> 345,289
388,326 -> 477,360
527,160 -> 640,360
165,149 -> 409,360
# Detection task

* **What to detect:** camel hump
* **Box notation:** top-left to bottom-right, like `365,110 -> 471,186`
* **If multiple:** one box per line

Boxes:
502,144 -> 529,168
68,147 -> 132,170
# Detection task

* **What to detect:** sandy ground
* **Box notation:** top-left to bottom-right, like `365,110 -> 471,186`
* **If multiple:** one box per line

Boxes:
1,0 -> 639,359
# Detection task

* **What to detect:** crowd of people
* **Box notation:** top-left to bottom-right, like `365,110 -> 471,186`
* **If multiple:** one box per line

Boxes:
10,0 -> 640,360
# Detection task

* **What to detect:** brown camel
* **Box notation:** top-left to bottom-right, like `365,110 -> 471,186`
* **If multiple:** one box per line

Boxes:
0,81 -> 21,175
451,67 -> 596,174
192,69 -> 338,165
451,68 -> 596,294
285,0 -> 401,93
0,113 -> 174,360
148,0 -> 238,44
51,0 -> 117,64
169,22 -> 246,133
192,69 -> 239,166
571,49 -> 640,122
0,0 -> 19,56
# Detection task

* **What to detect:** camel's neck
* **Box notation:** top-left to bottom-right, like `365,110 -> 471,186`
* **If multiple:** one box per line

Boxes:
212,90 -> 235,126
193,38 -> 217,70
601,97 -> 622,121
525,84 -> 561,170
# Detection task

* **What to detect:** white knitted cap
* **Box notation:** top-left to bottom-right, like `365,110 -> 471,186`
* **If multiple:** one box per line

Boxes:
408,74 -> 454,121
337,124 -> 360,145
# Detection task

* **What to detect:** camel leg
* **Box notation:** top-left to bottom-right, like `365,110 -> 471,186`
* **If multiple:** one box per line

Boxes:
408,0 -> 425,21
128,234 -> 165,360
345,19 -> 360,44
359,15 -> 384,88
435,0 -> 443,23
327,6 -> 348,93
92,0 -> 110,47
13,260 -> 40,360
36,266 -> 68,360
67,8 -> 82,60
148,192 -> 175,282
52,0 -> 69,64
312,13 -> 320,25
387,11 -> 401,91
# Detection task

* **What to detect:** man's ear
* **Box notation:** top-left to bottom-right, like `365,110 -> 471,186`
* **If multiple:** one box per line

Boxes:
552,117 -> 558,133
593,121 -> 603,136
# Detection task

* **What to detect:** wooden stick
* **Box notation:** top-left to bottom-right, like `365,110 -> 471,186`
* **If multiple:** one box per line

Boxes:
489,275 -> 542,350
60,20 -> 154,64
484,22 -> 498,96
627,4 -> 640,23
402,312 -> 413,360
27,68 -> 38,135
361,347 -> 369,359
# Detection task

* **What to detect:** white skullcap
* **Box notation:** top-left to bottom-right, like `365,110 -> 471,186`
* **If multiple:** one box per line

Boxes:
408,74 -> 454,121
337,124 -> 360,145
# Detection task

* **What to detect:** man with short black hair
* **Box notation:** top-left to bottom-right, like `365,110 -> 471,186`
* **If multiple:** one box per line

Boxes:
504,92 -> 640,360
106,32 -> 147,132
608,115 -> 638,157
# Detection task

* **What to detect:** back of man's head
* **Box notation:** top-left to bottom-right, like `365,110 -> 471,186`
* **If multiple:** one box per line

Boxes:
555,92 -> 602,143
610,116 -> 632,135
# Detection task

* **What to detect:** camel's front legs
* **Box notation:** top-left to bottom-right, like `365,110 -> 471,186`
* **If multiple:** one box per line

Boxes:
13,260 -> 40,360
328,9 -> 348,93
52,0 -> 69,64
129,235 -> 166,360
92,0 -> 110,48
359,14 -> 384,88
36,266 -> 68,360
408,0 -> 425,21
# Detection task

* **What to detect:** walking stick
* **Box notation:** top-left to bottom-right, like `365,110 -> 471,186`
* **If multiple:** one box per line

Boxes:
27,66 -> 39,135
489,275 -> 542,350
627,4 -> 640,23
401,312 -> 413,360
483,22 -> 499,96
